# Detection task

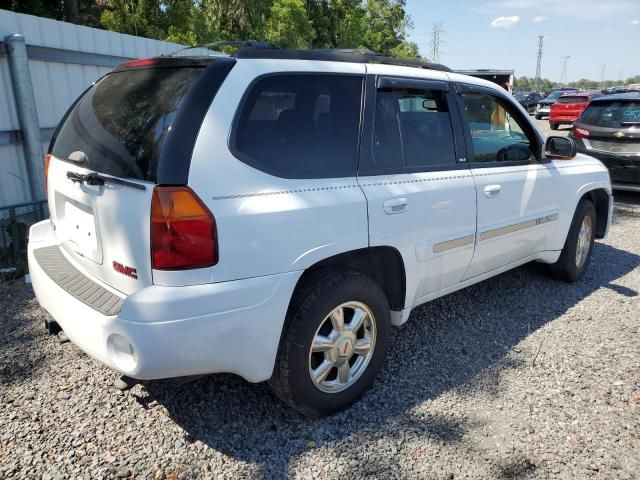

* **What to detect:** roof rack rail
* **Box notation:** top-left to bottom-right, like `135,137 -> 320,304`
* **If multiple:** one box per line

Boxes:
233,47 -> 451,72
165,40 -> 280,57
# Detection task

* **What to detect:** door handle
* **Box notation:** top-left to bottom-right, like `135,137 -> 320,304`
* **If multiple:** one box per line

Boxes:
484,185 -> 502,198
383,197 -> 408,214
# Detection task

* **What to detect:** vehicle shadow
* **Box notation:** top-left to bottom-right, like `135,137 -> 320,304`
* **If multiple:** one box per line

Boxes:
0,282 -> 48,387
136,241 -> 640,478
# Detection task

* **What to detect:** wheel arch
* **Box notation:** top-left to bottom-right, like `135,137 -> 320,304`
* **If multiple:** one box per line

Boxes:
288,246 -> 407,314
579,187 -> 611,239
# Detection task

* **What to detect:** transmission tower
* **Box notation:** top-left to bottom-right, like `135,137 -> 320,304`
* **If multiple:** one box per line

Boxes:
535,35 -> 543,92
599,64 -> 607,89
560,56 -> 570,85
429,22 -> 445,63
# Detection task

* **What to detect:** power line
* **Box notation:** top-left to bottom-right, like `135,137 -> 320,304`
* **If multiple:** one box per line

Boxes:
429,22 -> 445,63
535,35 -> 543,91
560,56 -> 570,85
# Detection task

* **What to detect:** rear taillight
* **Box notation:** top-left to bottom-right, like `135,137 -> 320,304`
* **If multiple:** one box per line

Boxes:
150,186 -> 218,270
44,154 -> 51,194
574,127 -> 591,138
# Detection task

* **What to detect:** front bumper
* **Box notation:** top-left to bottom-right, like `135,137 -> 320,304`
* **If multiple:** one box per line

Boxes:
28,220 -> 301,382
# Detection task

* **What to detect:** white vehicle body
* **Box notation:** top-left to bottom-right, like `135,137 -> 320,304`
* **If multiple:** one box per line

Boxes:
535,103 -> 552,117
28,50 -> 612,388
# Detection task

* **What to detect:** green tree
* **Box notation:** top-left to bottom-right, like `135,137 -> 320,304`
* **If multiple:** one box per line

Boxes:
362,0 -> 409,55
265,0 -> 315,48
100,0 -> 165,39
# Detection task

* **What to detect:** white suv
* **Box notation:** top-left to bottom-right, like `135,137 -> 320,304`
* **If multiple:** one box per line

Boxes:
28,46 -> 612,417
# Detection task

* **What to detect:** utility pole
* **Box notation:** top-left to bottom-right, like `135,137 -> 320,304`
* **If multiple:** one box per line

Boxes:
429,22 -> 445,63
599,64 -> 607,89
560,56 -> 570,85
535,35 -> 544,92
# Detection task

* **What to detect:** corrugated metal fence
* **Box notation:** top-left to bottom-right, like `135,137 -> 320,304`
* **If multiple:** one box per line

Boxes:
0,9 -> 184,207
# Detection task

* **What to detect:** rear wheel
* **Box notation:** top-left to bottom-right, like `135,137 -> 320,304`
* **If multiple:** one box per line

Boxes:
269,270 -> 390,417
535,114 -> 542,120
549,200 -> 596,282
550,122 -> 559,130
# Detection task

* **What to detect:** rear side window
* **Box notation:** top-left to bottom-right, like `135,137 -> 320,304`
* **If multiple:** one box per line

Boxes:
580,101 -> 640,127
557,96 -> 588,104
232,74 -> 363,179
51,67 -> 206,182
372,88 -> 456,170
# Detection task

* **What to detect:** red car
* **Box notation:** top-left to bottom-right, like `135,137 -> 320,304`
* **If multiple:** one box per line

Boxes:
549,91 -> 602,130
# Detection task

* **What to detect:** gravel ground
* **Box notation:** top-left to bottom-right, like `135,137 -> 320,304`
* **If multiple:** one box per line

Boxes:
1,194 -> 639,480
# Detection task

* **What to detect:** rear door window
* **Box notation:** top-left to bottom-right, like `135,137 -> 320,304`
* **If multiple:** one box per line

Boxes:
231,74 -> 364,179
51,67 -> 206,182
580,101 -> 640,127
370,87 -> 457,172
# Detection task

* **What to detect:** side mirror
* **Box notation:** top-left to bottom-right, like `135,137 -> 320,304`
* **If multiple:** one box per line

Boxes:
545,136 -> 577,160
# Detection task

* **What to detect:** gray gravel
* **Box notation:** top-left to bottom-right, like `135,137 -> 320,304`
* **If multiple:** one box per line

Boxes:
1,194 -> 639,479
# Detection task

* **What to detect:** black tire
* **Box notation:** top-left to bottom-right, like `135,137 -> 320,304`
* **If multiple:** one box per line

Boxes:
550,122 -> 559,130
535,114 -> 542,120
269,270 -> 390,418
549,200 -> 596,282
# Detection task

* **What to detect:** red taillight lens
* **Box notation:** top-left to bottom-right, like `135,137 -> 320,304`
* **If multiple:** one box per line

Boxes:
574,127 -> 591,138
122,58 -> 157,68
44,154 -> 51,195
150,186 -> 218,270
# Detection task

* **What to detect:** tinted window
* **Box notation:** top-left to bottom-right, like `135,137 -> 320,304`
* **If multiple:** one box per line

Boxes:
580,101 -> 640,127
232,75 -> 363,179
51,67 -> 204,182
557,96 -> 589,104
459,92 -> 535,163
372,88 -> 456,170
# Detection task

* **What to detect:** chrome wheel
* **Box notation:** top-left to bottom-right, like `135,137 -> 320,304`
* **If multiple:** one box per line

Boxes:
308,301 -> 377,393
575,215 -> 593,268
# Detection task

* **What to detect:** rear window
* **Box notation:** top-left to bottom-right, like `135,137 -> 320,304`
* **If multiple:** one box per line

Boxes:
51,67 -> 204,182
557,96 -> 589,104
580,101 -> 640,127
232,74 -> 363,179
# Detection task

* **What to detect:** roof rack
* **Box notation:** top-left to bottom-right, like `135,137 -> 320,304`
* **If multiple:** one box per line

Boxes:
166,41 -> 450,72
233,47 -> 452,72
166,40 -> 280,57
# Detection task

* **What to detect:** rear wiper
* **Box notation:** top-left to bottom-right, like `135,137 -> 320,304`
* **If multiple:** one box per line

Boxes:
66,171 -> 146,190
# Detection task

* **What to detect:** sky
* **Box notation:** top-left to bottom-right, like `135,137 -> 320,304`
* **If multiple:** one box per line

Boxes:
405,0 -> 640,83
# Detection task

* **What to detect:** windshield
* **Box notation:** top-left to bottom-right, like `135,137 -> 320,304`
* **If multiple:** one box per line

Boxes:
580,101 -> 640,127
513,93 -> 526,100
50,67 -> 205,182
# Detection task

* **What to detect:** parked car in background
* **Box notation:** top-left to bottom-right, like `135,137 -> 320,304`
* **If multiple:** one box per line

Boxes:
514,91 -> 543,113
27,46 -> 613,417
535,90 -> 577,119
571,92 -> 640,191
549,91 -> 602,130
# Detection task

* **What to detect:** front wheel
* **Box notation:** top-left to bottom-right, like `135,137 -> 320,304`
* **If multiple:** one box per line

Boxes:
535,114 -> 542,120
550,122 -> 559,130
269,270 -> 390,417
549,200 -> 596,282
